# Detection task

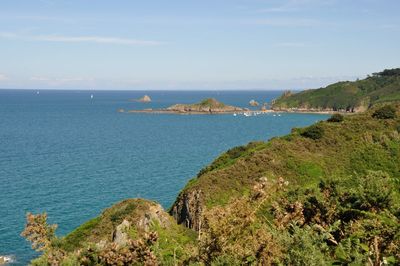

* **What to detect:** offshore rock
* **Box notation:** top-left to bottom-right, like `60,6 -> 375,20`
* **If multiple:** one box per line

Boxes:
138,95 -> 152,102
249,99 -> 259,106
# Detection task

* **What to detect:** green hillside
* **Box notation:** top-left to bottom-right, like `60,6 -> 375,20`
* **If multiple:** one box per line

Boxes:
272,68 -> 400,112
23,104 -> 400,265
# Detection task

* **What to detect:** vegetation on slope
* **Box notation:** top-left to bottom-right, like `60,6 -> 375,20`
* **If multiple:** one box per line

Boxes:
170,103 -> 400,264
166,98 -> 243,113
23,199 -> 196,265
23,103 -> 400,265
272,68 -> 400,112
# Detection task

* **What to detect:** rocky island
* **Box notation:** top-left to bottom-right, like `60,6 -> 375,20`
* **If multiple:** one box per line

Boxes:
132,95 -> 152,103
127,98 -> 245,114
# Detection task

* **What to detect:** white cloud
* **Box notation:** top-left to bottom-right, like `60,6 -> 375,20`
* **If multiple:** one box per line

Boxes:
32,35 -> 162,45
256,0 -> 335,13
0,32 -> 162,46
243,18 -> 319,27
30,76 -> 95,86
275,42 -> 308,47
0,74 -> 8,81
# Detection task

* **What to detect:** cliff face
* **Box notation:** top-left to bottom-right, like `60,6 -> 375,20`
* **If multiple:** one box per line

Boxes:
169,189 -> 203,231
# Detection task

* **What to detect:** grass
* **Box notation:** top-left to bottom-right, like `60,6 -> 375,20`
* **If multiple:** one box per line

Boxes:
59,198 -> 152,251
173,103 -> 400,214
272,68 -> 400,111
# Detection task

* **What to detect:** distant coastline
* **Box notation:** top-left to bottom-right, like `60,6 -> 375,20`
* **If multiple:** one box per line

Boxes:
120,97 -> 338,115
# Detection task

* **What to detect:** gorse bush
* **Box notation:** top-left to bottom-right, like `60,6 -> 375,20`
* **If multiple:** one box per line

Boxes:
372,105 -> 397,119
301,125 -> 324,140
327,113 -> 344,123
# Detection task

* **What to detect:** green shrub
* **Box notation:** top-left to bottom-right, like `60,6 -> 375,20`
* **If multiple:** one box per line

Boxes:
281,225 -> 331,265
351,171 -> 393,211
301,125 -> 324,140
327,113 -> 344,123
372,105 -> 397,119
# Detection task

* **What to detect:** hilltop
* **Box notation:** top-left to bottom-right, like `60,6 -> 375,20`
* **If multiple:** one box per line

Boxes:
272,68 -> 400,112
23,103 -> 400,265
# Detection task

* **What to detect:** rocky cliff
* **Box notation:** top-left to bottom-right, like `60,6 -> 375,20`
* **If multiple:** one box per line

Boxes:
170,189 -> 203,231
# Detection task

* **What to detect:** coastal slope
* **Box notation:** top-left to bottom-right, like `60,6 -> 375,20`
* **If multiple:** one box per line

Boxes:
272,68 -> 400,112
24,103 -> 400,265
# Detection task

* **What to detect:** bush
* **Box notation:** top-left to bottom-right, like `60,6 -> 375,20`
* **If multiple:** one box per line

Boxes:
301,125 -> 324,140
372,105 -> 397,119
327,113 -> 344,123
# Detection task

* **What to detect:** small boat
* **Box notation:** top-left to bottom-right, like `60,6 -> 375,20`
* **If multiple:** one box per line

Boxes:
90,94 -> 94,99
243,112 -> 251,117
233,113 -> 237,117
36,91 -> 40,95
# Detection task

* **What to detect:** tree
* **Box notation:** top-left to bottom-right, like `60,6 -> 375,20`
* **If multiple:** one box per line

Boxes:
372,105 -> 397,119
301,125 -> 324,140
327,114 -> 344,123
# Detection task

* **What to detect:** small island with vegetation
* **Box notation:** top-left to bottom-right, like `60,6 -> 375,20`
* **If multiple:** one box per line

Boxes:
272,68 -> 400,113
126,98 -> 245,114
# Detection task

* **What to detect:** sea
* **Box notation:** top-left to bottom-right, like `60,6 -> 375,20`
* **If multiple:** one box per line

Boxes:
0,89 -> 329,265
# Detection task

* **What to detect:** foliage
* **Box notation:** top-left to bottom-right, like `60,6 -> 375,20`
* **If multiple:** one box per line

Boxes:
327,113 -> 344,122
373,68 -> 400,77
300,124 -> 324,140
372,105 -> 397,119
280,225 -> 331,265
196,141 -> 266,177
21,212 -> 57,252
272,68 -> 400,111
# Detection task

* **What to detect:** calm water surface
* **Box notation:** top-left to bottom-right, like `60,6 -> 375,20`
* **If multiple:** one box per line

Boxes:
0,90 -> 329,264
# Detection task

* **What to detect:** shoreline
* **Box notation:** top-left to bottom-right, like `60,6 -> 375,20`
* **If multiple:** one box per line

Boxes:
119,109 -> 338,115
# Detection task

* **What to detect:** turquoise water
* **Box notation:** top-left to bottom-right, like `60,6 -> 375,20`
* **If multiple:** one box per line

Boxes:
0,90 -> 329,265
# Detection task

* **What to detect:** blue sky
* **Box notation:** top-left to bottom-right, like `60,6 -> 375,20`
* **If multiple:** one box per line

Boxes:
0,0 -> 399,90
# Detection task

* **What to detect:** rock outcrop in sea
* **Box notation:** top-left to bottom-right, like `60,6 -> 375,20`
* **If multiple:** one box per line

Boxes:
249,99 -> 259,106
138,95 -> 152,103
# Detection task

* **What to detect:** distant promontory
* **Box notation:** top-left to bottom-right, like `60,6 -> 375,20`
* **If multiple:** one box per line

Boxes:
272,68 -> 400,113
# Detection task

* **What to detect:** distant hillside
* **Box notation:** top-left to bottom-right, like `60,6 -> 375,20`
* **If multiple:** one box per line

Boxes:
272,68 -> 400,112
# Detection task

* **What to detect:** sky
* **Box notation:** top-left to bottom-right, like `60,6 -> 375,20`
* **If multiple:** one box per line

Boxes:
0,0 -> 399,90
